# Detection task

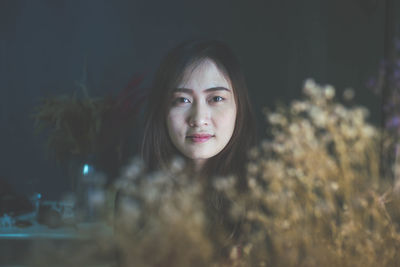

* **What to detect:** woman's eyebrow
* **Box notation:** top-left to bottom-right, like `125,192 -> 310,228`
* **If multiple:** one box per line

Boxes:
204,87 -> 231,93
173,88 -> 193,94
173,87 -> 231,93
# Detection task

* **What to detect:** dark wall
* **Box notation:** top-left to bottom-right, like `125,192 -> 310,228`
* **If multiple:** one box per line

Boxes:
0,0 -> 389,199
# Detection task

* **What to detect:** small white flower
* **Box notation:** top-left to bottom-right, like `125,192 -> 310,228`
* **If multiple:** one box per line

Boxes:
291,100 -> 309,113
122,158 -> 144,180
330,182 -> 339,191
303,79 -> 320,97
247,162 -> 259,175
323,85 -> 335,99
361,125 -> 376,137
334,104 -> 348,118
213,176 -> 236,191
170,156 -> 185,172
248,177 -> 257,189
268,113 -> 287,125
343,88 -> 355,100
304,79 -> 316,91
309,106 -> 327,127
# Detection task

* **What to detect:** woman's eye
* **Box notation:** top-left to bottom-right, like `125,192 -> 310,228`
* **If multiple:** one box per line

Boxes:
179,97 -> 190,103
173,97 -> 191,105
211,96 -> 224,102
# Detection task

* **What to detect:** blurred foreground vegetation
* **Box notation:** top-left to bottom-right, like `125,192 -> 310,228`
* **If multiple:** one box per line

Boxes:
32,80 -> 400,266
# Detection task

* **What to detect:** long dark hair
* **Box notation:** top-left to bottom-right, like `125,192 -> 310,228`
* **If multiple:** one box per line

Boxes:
142,40 -> 257,184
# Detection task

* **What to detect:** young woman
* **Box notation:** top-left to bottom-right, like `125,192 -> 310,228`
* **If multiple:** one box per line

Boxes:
115,40 -> 257,265
142,39 -> 257,183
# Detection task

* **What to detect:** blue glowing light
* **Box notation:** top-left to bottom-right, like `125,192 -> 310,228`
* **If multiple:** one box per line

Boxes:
37,193 -> 42,199
83,164 -> 90,175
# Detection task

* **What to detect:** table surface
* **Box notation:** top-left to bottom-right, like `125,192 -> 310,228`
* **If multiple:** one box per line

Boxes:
0,222 -> 116,266
0,221 -> 113,239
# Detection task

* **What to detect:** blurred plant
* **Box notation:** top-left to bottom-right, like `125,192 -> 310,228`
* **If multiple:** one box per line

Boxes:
28,80 -> 400,266
32,74 -> 146,179
114,157 -> 215,267
214,79 -> 400,266
33,85 -> 105,163
108,80 -> 400,266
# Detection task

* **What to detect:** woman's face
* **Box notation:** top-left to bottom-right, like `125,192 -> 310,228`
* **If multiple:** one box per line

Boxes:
166,59 -> 237,170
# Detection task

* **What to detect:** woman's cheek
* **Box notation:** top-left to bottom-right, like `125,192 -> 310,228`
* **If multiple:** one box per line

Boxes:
216,106 -> 236,124
167,110 -> 186,135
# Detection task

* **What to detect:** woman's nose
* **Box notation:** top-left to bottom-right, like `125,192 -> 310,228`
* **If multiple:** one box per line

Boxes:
188,102 -> 210,127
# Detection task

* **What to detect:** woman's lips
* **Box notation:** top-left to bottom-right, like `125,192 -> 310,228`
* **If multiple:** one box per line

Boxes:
186,134 -> 214,143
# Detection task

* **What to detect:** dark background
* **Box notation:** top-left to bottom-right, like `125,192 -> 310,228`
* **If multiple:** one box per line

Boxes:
0,0 -> 395,199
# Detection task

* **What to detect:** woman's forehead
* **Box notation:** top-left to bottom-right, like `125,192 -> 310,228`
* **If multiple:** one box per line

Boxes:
178,59 -> 232,89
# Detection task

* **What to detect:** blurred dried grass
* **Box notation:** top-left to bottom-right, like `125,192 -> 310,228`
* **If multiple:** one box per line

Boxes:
112,80 -> 400,266
214,79 -> 400,266
29,80 -> 400,266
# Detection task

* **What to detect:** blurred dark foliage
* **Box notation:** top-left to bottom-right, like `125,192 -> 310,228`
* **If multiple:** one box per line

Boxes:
33,73 -> 147,185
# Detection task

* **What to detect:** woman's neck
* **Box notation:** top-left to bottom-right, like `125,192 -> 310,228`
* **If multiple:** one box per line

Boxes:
193,159 -> 206,172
